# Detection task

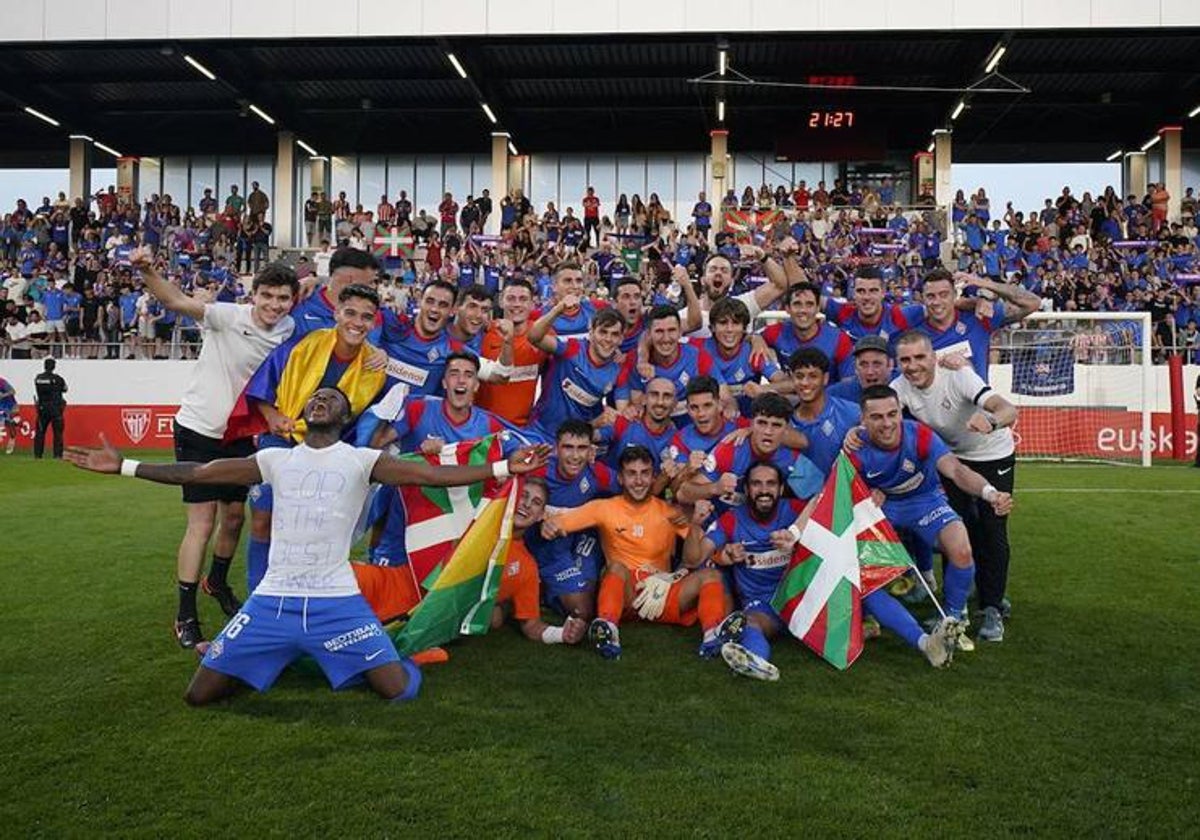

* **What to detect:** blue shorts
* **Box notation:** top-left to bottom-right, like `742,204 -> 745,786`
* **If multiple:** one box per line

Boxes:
0,408 -> 13,424
200,593 -> 400,691
741,598 -> 784,630
530,531 -> 602,600
882,492 -> 962,553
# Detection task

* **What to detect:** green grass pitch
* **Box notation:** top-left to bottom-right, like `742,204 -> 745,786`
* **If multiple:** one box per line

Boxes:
2,454 -> 1196,837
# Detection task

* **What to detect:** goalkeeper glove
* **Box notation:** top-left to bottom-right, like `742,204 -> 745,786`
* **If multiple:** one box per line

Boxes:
632,568 -> 689,621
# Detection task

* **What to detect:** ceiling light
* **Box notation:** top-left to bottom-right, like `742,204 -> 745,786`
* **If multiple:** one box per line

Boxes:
718,50 -> 727,76
1188,104 -> 1200,118
1105,149 -> 1123,162
248,104 -> 275,125
984,44 -> 1006,74
717,100 -> 725,122
24,106 -> 60,127
297,139 -> 318,156
508,141 -> 518,155
927,140 -> 935,153
447,53 -> 468,80
94,141 -> 121,157
950,100 -> 966,121
481,102 -> 497,124
1140,135 -> 1161,152
183,54 -> 216,81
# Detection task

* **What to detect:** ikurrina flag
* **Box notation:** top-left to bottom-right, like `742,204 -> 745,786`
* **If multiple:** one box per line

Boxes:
391,437 -> 519,655
770,452 -> 910,670
372,224 -> 414,263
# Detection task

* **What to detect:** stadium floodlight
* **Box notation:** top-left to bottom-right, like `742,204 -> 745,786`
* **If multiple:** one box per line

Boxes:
717,99 -> 725,122
183,54 -> 216,81
950,100 -> 966,121
718,50 -> 727,76
24,106 -> 60,127
481,102 -> 498,124
1189,104 -> 1200,118
248,104 -> 275,125
1140,134 -> 1161,152
94,141 -> 121,157
984,44 -> 1006,74
447,53 -> 468,80
297,139 -> 318,156
1105,149 -> 1123,162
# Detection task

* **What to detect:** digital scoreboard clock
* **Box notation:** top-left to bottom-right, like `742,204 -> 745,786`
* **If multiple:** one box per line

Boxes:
775,110 -> 886,161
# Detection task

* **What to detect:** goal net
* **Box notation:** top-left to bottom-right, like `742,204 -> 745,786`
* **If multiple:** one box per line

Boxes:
990,311 -> 1152,467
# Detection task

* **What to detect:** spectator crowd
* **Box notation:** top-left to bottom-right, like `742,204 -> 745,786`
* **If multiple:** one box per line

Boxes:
2,176 -> 1199,363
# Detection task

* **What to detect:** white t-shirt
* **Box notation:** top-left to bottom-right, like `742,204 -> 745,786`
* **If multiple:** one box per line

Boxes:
692,290 -> 763,338
254,442 -> 383,598
173,302 -> 295,439
893,366 -> 1014,461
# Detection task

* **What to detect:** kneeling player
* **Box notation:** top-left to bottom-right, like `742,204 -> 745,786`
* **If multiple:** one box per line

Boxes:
846,385 -> 1014,643
685,463 -> 955,680
541,446 -> 741,660
65,388 -> 549,706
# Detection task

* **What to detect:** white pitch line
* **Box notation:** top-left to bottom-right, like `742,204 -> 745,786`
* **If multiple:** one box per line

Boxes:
1021,488 -> 1200,494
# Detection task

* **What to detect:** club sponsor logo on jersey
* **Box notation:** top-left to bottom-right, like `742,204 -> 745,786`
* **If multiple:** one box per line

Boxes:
744,549 -> 792,569
561,377 -> 601,407
121,408 -> 152,444
323,622 -> 382,652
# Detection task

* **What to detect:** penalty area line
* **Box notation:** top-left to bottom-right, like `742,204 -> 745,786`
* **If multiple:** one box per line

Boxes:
1021,488 -> 1200,494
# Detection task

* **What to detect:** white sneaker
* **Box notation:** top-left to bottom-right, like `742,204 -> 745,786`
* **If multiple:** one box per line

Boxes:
721,642 -> 780,682
4,439 -> 13,455
920,623 -> 954,668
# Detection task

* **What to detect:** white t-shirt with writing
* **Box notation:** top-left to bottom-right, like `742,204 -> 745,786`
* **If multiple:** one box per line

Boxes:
174,302 -> 294,439
254,442 -> 383,598
893,366 -> 1014,461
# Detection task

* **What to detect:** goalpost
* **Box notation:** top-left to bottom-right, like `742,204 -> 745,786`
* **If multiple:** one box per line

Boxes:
991,311 -> 1153,467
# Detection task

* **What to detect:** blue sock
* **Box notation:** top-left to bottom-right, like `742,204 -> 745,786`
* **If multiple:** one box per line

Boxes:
909,535 -> 934,574
246,537 -> 269,593
863,591 -> 924,648
390,659 -> 423,704
741,624 -> 772,661
943,563 -> 975,616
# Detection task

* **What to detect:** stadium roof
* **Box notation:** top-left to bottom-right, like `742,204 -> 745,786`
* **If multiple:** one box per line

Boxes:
0,28 -> 1197,165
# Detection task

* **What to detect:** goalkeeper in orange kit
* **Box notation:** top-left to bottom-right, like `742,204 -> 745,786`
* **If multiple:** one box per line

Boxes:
541,445 -> 744,659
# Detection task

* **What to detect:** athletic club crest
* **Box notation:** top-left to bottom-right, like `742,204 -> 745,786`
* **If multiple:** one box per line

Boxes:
121,408 -> 152,444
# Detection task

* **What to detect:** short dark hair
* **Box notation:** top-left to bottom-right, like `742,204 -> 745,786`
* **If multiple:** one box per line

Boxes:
457,284 -> 494,306
614,276 -> 643,295
618,445 -> 655,470
330,248 -> 380,274
523,475 -> 549,502
44,358 -> 56,371
709,296 -> 751,327
787,347 -> 830,373
785,282 -> 821,307
444,350 -> 481,372
853,267 -> 884,284
703,253 -> 733,270
338,283 -> 380,309
553,260 -> 583,279
420,278 -> 458,300
895,329 -> 931,350
647,304 -> 680,325
502,277 -> 534,296
749,393 -> 792,420
250,263 -> 300,297
591,308 -> 625,331
556,419 -> 594,443
922,267 -> 954,289
859,384 -> 900,409
745,461 -> 785,486
685,374 -> 721,401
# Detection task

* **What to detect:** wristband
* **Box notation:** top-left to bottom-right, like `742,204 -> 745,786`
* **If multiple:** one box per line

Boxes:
541,626 -> 565,645
981,483 -> 998,502
787,524 -> 803,543
492,460 -> 511,479
120,458 -> 141,478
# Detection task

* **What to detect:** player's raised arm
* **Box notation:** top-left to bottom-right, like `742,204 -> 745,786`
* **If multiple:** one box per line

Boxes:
65,434 -> 263,486
371,443 -> 550,487
935,452 -> 1013,515
129,246 -> 206,320
526,295 -> 576,353
966,391 -> 1018,435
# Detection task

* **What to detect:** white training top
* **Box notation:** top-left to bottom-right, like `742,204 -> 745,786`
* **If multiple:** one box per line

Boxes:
893,366 -> 1015,462
254,442 -> 383,598
174,303 -> 295,439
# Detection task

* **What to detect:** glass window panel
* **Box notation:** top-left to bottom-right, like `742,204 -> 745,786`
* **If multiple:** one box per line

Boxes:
792,163 -> 822,190
414,155 -> 443,215
645,154 -> 675,223
529,153 -> 558,211
218,155 -> 245,200
616,155 -> 645,207
587,155 -> 617,219
0,169 -> 68,211
139,157 -> 162,203
330,155 -> 357,208
558,155 -> 588,217
444,154 -> 472,206
471,154 -> 491,199
163,156 -> 190,212
675,154 -> 705,228
190,156 -> 217,210
245,156 -> 274,221
733,153 -> 762,199
387,155 -> 415,205
359,155 -> 386,221
295,158 -> 311,246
